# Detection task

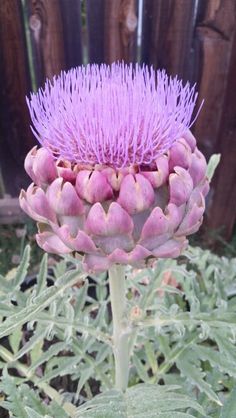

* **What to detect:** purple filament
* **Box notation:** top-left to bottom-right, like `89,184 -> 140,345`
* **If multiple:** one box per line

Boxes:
27,63 -> 199,168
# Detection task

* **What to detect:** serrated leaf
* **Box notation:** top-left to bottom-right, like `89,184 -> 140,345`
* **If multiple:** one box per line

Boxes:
9,327 -> 22,354
0,269 -> 86,339
220,386 -> 236,418
35,253 -> 48,296
25,408 -> 52,418
177,355 -> 222,405
77,367 -> 94,395
20,385 -> 49,415
40,355 -> 81,382
52,259 -> 68,279
74,280 -> 88,317
0,375 -> 28,418
144,341 -> 158,375
75,384 -> 205,418
13,327 -> 47,360
13,245 -> 31,288
30,339 -> 44,365
132,353 -> 150,383
96,344 -> 111,364
29,341 -> 68,372
192,345 -> 236,378
211,329 -> 236,363
48,400 -> 70,418
157,335 -> 171,359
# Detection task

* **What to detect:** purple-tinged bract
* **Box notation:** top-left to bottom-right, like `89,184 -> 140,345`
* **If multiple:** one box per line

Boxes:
27,63 -> 198,168
20,64 -> 209,273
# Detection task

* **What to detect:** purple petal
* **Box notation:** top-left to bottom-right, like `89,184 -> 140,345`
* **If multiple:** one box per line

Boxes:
57,225 -> 98,253
140,207 -> 168,238
182,130 -> 196,152
141,155 -> 169,188
85,202 -> 134,236
47,178 -> 84,216
76,170 -> 113,203
152,238 -> 188,258
168,138 -> 192,171
36,231 -> 71,254
164,203 -> 186,231
83,254 -> 112,273
103,167 -> 124,191
56,161 -> 78,183
30,147 -> 57,186
21,184 -> 56,223
118,174 -> 155,214
175,190 -> 205,236
109,244 -> 151,265
94,235 -> 134,254
169,167 -> 193,206
55,215 -> 84,237
189,149 -> 207,187
19,189 -> 40,222
24,146 -> 38,183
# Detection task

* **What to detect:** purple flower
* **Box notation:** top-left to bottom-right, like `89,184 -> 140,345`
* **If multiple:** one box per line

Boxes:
20,64 -> 209,273
27,63 -> 198,168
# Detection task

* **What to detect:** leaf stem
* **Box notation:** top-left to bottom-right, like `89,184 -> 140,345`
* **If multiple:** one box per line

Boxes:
109,264 -> 130,392
0,345 -> 77,417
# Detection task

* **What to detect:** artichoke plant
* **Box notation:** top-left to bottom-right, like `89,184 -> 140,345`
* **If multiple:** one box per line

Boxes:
19,63 -> 212,392
20,64 -> 209,273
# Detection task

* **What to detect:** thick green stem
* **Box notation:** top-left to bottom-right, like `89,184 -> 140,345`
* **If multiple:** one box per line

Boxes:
109,264 -> 130,392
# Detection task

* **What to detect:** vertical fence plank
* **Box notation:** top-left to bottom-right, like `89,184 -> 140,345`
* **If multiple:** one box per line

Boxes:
141,0 -> 196,80
141,0 -> 161,67
0,0 -> 34,196
192,0 -> 236,158
27,0 -> 65,87
206,30 -> 236,240
59,0 -> 83,69
104,0 -> 138,63
87,0 -> 105,64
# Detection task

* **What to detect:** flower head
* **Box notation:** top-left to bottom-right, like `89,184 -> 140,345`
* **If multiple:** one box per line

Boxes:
27,63 -> 198,168
21,64 -> 209,273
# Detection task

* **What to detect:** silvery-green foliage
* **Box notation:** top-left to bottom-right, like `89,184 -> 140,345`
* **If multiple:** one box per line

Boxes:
219,387 -> 236,418
126,247 -> 236,416
75,384 -> 205,418
0,245 -> 235,417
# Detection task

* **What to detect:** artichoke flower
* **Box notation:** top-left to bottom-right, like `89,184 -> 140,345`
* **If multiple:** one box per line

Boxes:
20,64 -> 209,272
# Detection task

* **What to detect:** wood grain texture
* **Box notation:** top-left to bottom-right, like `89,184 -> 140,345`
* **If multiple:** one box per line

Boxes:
27,0 -> 65,86
104,0 -> 138,63
87,0 -> 105,63
141,0 -> 195,80
0,0 -> 34,196
192,0 -> 236,158
206,29 -> 236,239
59,0 -> 83,69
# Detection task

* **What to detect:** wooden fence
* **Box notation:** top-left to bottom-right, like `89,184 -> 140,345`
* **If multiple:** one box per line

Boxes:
0,0 -> 235,239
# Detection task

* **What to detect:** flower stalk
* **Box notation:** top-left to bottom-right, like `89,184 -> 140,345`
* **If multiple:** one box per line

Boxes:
109,264 -> 130,392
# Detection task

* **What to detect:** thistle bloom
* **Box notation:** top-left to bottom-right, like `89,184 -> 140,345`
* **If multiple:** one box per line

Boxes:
20,63 -> 209,272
